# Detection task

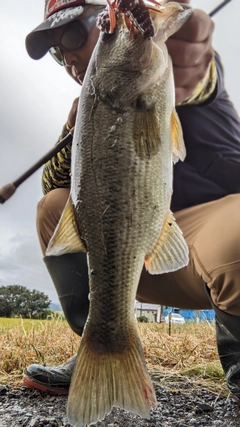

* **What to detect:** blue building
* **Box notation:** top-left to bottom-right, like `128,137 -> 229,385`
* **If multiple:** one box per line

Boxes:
164,307 -> 215,322
134,302 -> 215,323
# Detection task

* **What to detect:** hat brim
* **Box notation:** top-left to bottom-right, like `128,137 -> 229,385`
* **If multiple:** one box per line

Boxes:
26,6 -> 88,60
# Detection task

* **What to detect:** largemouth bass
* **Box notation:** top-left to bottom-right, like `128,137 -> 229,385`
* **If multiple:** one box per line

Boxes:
46,2 -> 192,426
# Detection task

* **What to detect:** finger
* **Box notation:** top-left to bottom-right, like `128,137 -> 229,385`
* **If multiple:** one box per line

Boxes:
175,86 -> 193,104
67,97 -> 80,128
174,52 -> 214,102
72,97 -> 80,112
171,9 -> 214,43
167,38 -> 214,68
173,56 -> 213,94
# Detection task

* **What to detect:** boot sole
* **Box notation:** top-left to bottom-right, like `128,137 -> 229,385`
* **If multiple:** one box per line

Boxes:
23,376 -> 69,395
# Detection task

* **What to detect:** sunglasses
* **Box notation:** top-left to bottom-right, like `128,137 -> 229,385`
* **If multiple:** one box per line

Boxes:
49,8 -> 104,66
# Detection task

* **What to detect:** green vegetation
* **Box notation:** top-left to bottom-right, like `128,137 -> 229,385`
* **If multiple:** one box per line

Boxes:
0,285 -> 51,318
137,315 -> 149,323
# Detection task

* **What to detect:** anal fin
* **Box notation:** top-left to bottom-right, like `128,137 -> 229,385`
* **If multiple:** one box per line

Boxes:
145,210 -> 189,274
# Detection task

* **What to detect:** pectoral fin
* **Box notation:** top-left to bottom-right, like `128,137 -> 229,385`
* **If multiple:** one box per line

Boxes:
171,109 -> 186,163
46,196 -> 87,257
133,109 -> 161,159
145,211 -> 189,274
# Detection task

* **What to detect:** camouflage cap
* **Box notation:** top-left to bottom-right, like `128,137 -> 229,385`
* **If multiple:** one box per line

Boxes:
26,0 -> 106,60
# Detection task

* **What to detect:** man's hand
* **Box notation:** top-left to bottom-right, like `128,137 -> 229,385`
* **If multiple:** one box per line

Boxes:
67,97 -> 79,129
164,0 -> 214,103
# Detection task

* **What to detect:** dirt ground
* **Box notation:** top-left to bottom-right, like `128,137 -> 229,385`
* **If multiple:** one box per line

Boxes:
1,372 -> 240,427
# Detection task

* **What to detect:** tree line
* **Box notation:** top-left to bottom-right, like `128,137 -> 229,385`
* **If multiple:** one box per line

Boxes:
0,284 -> 51,319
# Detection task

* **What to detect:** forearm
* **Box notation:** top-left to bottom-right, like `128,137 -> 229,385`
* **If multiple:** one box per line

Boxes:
41,123 -> 72,195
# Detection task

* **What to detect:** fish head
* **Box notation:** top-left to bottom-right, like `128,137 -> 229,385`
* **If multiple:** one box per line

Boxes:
89,14 -> 168,110
96,14 -> 154,73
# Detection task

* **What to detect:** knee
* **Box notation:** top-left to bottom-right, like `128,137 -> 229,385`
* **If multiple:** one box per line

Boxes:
208,270 -> 240,316
36,188 -> 70,254
37,188 -> 70,226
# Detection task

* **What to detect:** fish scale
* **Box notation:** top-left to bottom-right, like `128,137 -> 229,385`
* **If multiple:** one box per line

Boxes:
46,3 -> 192,426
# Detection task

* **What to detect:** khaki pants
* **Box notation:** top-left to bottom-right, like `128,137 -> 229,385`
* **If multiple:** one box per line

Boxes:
37,189 -> 240,316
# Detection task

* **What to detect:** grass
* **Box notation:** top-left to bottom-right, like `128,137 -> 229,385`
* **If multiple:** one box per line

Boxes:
0,318 -> 227,395
0,317 -> 78,386
139,322 -> 227,396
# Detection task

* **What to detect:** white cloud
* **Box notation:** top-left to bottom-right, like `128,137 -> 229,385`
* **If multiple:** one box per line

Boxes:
0,0 -> 239,304
0,232 -> 59,303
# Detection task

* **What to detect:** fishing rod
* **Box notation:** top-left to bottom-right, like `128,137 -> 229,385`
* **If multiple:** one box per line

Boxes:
209,0 -> 232,18
0,129 -> 74,204
0,0 -> 233,205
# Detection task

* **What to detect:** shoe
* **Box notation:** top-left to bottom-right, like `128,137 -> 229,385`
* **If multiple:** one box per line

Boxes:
23,354 -> 76,395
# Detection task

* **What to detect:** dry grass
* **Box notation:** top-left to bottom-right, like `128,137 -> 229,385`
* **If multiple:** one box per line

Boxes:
138,322 -> 219,370
0,317 -> 78,386
0,318 -> 225,393
138,322 -> 227,395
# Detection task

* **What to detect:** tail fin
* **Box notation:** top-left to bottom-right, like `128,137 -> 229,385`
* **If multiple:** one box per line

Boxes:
67,334 -> 156,426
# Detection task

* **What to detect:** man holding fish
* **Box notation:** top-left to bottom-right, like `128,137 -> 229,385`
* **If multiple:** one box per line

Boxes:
24,0 -> 240,420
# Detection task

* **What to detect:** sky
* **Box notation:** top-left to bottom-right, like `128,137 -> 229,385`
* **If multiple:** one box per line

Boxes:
0,0 -> 239,304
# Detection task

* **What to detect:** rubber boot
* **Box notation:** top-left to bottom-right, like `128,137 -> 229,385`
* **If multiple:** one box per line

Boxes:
44,252 -> 89,336
205,284 -> 240,399
23,252 -> 89,394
